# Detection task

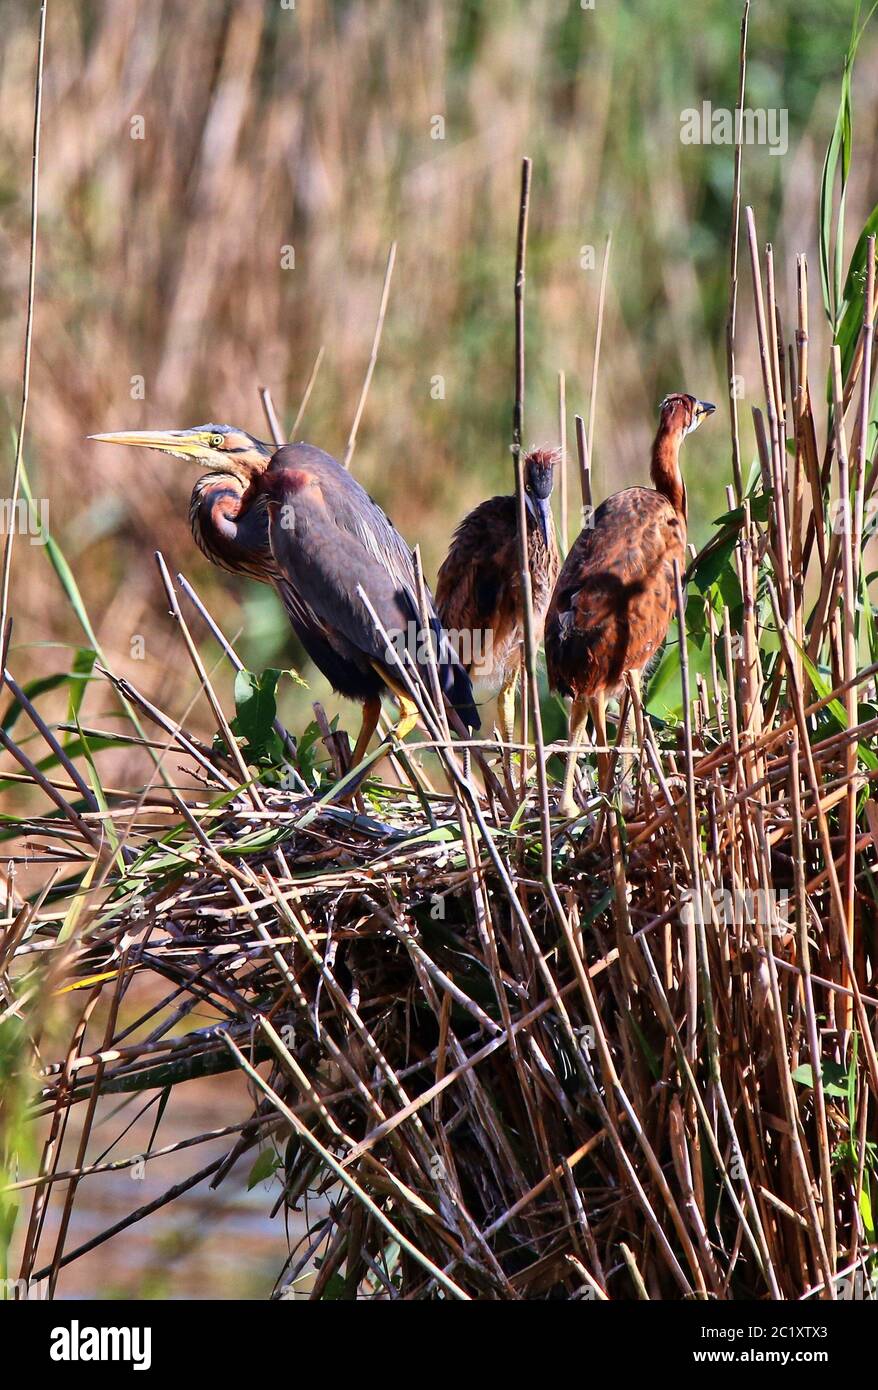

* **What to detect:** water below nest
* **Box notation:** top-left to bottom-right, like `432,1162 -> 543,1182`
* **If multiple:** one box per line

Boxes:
18,1069 -> 317,1301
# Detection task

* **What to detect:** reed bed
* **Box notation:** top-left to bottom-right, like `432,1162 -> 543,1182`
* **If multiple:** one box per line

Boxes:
3,6 -> 878,1302
5,525 -> 878,1298
5,195 -> 878,1291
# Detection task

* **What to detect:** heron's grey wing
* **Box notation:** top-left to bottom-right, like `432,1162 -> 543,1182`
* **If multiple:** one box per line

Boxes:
323,484 -> 482,726
268,489 -> 413,670
307,453 -> 480,722
297,450 -> 422,604
265,446 -> 480,726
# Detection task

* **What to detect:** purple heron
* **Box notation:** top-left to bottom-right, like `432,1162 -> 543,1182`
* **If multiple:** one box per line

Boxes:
90,426 -> 479,770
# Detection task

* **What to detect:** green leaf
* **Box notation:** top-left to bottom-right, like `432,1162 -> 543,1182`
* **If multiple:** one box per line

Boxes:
234,667 -> 285,759
645,624 -> 713,721
65,648 -> 97,745
320,1272 -> 350,1300
717,565 -> 743,618
711,491 -> 772,529
295,719 -> 324,782
860,1179 -> 875,1240
18,464 -> 102,651
791,1060 -> 849,1098
835,201 -> 878,385
75,719 -> 124,874
798,647 -> 847,725
691,531 -> 738,593
796,641 -> 878,770
818,3 -> 878,335
1,672 -> 69,732
247,1147 -> 283,1189
402,823 -> 461,848
819,46 -> 852,328
862,565 -> 878,667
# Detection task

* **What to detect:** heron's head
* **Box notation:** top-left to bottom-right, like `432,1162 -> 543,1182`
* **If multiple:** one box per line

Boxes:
523,446 -> 558,548
658,394 -> 716,441
88,424 -> 273,483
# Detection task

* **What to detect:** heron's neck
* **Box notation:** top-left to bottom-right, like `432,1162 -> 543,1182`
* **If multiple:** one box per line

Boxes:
191,470 -> 266,543
650,429 -> 686,519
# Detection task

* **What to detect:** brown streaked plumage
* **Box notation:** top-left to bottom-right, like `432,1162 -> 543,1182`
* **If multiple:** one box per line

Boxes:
435,447 -> 560,754
545,393 -> 715,817
89,427 -> 479,780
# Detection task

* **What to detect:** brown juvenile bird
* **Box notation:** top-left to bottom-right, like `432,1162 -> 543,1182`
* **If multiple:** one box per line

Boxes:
545,394 -> 714,817
434,447 -> 559,755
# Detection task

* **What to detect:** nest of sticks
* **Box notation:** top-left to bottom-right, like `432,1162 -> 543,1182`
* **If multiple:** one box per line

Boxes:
9,597 -> 878,1299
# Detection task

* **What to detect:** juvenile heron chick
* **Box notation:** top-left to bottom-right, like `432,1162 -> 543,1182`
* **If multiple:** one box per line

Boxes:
545,394 -> 714,817
434,447 -> 560,754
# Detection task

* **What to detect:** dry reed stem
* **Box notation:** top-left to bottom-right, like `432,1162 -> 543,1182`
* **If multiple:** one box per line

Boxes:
343,242 -> 397,469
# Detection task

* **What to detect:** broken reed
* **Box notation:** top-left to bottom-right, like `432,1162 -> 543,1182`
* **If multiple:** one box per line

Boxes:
744,211 -> 877,1037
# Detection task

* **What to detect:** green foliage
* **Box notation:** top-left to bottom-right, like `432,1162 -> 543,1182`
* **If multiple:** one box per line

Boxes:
65,647 -> 96,740
0,1014 -> 36,1283
234,667 -> 286,761
247,1147 -> 283,1190
220,665 -> 307,778
791,1059 -> 850,1097
820,1 -> 878,427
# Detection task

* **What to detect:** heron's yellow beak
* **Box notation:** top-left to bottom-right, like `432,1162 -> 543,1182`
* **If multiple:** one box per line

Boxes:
87,429 -> 217,462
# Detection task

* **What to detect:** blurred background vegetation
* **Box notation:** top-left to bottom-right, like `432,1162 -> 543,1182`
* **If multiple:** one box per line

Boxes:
1,0 -> 875,747
1,0 -> 876,1301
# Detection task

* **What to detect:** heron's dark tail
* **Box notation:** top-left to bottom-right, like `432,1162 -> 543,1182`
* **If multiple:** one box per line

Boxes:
429,615 -> 480,731
445,659 -> 480,731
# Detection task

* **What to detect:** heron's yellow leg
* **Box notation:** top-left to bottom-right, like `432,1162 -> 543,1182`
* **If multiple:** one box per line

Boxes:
559,695 -> 589,818
497,673 -> 518,750
497,671 -> 518,784
336,677 -> 420,803
351,695 -> 382,767
623,669 -> 644,801
589,690 -> 610,796
393,694 -> 420,743
368,662 -> 422,742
